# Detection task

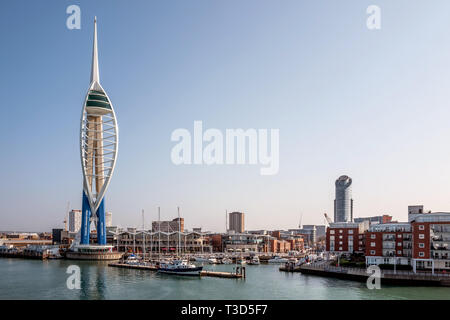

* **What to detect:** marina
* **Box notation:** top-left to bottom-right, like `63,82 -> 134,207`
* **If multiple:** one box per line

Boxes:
2,258 -> 450,300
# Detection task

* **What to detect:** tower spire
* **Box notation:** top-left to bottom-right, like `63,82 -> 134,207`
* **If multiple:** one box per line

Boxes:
90,16 -> 100,84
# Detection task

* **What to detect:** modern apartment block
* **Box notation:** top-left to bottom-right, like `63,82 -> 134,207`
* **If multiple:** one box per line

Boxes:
105,212 -> 113,227
361,208 -> 450,271
365,223 -> 412,266
326,222 -> 366,254
68,210 -> 82,233
228,212 -> 245,233
410,212 -> 450,271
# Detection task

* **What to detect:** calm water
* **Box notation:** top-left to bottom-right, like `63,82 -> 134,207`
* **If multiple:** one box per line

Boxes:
1,258 -> 450,300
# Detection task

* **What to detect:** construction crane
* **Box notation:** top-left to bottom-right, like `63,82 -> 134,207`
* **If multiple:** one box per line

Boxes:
324,213 -> 332,225
64,201 -> 70,231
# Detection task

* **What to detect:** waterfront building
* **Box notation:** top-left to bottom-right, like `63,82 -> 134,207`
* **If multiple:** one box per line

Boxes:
334,175 -> 353,222
410,212 -> 450,271
326,222 -> 366,254
408,205 -> 429,222
354,215 -> 392,226
315,225 -> 326,239
52,229 -> 63,244
365,222 -> 412,267
228,211 -> 245,233
269,231 -> 304,252
222,232 -> 269,253
288,227 -> 316,245
69,210 -> 82,232
151,218 -> 184,232
79,17 -> 119,246
117,230 -> 212,254
358,209 -> 450,272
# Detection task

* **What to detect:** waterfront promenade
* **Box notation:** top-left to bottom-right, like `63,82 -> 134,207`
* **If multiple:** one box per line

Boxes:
299,262 -> 450,287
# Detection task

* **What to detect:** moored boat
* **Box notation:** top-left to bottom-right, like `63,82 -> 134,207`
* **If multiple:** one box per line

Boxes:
158,259 -> 203,276
267,256 -> 289,264
248,256 -> 260,265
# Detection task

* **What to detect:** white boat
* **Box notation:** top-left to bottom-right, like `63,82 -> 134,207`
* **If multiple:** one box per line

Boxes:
158,259 -> 203,276
207,257 -> 218,264
221,258 -> 232,264
248,256 -> 260,265
124,254 -> 141,265
193,256 -> 209,263
237,258 -> 247,265
267,256 -> 289,263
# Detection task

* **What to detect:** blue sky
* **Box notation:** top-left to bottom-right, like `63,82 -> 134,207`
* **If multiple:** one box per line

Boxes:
2,0 -> 450,232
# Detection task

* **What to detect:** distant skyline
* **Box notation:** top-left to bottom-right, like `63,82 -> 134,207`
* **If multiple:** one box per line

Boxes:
3,1 -> 450,232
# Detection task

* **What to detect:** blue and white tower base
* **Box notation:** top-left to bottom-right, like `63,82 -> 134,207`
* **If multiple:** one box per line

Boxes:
80,191 -> 106,245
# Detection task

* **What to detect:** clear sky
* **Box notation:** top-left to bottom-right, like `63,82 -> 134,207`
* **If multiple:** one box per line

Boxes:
2,0 -> 450,232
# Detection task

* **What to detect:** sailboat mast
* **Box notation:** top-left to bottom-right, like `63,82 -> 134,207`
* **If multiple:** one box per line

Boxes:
178,206 -> 181,257
158,207 -> 161,260
142,209 -> 145,260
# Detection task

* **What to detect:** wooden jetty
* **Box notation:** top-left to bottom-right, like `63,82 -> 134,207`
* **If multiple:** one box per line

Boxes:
279,265 -> 302,272
108,262 -> 245,279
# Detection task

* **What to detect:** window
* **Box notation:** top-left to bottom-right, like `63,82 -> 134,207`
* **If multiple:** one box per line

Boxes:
371,234 -> 376,239
419,225 -> 425,231
348,230 -> 353,234
339,230 -> 343,234
348,236 -> 353,241
397,250 -> 402,255
419,243 -> 425,248
370,250 -> 376,255
339,241 -> 343,245
419,234 -> 425,239
397,242 -> 402,247
419,252 -> 425,257
339,235 -> 343,239
397,234 -> 402,238
371,242 -> 376,247
339,247 -> 343,250
330,236 -> 335,240
330,230 -> 335,235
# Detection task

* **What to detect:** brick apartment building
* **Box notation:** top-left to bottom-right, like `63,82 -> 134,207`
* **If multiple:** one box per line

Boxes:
326,222 -> 366,254
365,223 -> 412,266
410,212 -> 450,271
361,208 -> 450,271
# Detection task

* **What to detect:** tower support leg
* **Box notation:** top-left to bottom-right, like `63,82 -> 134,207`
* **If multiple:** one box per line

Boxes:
97,198 -> 106,245
80,191 -> 91,245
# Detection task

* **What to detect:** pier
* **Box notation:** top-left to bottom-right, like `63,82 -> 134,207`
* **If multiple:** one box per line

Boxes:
108,262 -> 245,278
298,263 -> 450,287
279,262 -> 302,272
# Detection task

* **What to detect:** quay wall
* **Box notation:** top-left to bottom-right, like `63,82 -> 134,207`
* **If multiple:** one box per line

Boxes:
299,264 -> 450,287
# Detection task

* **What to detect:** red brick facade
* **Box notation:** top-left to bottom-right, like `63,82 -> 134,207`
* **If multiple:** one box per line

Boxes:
326,226 -> 363,253
365,230 -> 412,258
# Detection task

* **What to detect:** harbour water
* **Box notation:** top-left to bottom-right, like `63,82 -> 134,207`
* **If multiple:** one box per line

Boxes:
1,258 -> 450,300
